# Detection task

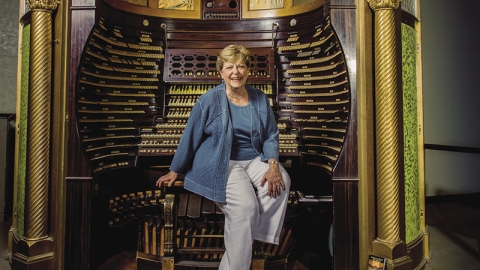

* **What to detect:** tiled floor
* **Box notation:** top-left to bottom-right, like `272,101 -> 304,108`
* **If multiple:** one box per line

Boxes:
423,197 -> 480,270
1,198 -> 479,269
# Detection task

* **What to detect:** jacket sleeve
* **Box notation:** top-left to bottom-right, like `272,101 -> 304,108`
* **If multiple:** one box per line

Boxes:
169,99 -> 206,174
261,96 -> 279,161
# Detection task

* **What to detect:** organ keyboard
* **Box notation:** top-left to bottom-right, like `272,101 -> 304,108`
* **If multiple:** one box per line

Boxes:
77,5 -> 349,174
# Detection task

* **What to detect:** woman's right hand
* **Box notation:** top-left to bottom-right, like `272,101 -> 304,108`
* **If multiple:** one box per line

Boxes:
156,171 -> 178,187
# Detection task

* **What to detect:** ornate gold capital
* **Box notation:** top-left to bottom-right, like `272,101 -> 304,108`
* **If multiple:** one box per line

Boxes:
367,0 -> 401,11
26,0 -> 60,12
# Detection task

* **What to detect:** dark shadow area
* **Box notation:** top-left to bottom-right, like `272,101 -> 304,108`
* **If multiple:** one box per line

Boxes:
425,192 -> 480,269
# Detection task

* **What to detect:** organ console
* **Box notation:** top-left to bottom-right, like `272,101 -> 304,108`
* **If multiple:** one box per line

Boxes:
67,0 -> 358,269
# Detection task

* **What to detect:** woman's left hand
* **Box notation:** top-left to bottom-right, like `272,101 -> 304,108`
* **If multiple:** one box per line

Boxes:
261,160 -> 285,198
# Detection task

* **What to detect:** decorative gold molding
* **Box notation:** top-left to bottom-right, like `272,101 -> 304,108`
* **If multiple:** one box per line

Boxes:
101,0 -> 323,19
24,10 -> 53,241
26,0 -> 60,11
356,0 -> 376,268
372,4 -> 401,246
11,232 -> 54,268
242,0 -> 323,19
367,0 -> 401,10
13,4 -> 57,269
406,230 -> 429,269
369,0 -> 412,267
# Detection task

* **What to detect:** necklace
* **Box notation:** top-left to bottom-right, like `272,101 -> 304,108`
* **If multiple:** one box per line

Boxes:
227,90 -> 247,99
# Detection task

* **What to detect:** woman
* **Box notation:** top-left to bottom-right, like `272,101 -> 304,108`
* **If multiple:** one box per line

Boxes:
156,44 -> 291,269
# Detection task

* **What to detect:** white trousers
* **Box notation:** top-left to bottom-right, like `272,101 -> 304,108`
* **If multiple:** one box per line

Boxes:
216,157 -> 291,270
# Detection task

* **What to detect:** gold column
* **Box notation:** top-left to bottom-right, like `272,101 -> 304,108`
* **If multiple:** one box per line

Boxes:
12,1 -> 59,269
367,0 -> 412,268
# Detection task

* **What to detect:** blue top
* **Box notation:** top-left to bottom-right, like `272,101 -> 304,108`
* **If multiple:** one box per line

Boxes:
228,101 -> 258,161
169,83 -> 279,203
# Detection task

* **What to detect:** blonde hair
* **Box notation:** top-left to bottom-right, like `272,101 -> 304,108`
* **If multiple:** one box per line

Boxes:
216,44 -> 251,71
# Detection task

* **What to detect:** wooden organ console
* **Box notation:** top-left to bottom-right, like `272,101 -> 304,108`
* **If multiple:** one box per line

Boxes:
68,0 -> 358,269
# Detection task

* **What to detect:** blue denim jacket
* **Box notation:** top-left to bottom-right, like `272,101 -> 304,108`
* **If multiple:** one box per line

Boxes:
169,83 -> 279,203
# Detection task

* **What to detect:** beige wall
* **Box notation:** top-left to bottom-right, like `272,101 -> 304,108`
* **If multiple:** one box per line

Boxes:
421,0 -> 480,195
0,1 -> 19,115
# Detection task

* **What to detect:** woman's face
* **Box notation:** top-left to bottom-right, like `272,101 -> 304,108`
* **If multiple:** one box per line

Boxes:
220,60 -> 249,91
